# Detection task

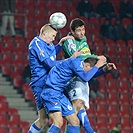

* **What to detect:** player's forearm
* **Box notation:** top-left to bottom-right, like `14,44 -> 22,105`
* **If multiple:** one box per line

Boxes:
79,66 -> 98,82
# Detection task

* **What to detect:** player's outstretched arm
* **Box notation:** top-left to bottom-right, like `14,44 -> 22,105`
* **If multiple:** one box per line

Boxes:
58,36 -> 74,46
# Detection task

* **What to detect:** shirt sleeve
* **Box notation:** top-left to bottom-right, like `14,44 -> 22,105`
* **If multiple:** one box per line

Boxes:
71,59 -> 99,82
62,39 -> 76,58
55,44 -> 62,54
43,58 -> 63,70
93,68 -> 105,78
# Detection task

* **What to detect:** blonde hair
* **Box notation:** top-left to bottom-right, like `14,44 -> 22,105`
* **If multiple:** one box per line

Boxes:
40,24 -> 57,35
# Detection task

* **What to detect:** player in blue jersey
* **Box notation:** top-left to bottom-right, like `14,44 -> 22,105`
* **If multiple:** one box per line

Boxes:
41,55 -> 116,133
28,23 -> 80,133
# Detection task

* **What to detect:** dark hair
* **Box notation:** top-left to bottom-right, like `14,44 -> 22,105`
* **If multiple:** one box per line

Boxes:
84,57 -> 98,67
70,18 -> 85,31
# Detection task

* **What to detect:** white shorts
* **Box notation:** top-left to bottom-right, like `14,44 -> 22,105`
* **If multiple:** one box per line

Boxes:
68,77 -> 90,109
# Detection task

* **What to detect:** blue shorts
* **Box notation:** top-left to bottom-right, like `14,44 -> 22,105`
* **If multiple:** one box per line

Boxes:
41,88 -> 75,117
32,86 -> 43,111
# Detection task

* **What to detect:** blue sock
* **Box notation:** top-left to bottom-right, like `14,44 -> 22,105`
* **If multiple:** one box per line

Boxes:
77,109 -> 94,133
67,124 -> 80,133
28,123 -> 41,133
48,124 -> 60,133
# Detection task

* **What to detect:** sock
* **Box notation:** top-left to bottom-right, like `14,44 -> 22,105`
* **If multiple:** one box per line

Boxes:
64,122 -> 68,133
77,109 -> 94,133
67,124 -> 80,133
48,124 -> 61,133
28,123 -> 41,133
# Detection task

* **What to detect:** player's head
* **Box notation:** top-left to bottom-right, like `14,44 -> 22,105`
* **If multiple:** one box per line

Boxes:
70,18 -> 85,40
39,23 -> 58,44
83,56 -> 98,72
116,123 -> 121,130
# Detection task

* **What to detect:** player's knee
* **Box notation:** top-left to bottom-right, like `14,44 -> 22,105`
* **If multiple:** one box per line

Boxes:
71,116 -> 80,126
73,99 -> 84,111
54,118 -> 64,128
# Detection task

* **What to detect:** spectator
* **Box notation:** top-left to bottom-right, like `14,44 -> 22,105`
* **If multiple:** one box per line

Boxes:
111,123 -> 121,133
0,0 -> 16,37
96,0 -> 117,19
100,19 -> 110,40
76,0 -> 96,18
22,64 -> 31,84
119,0 -> 132,20
108,18 -> 126,41
89,78 -> 104,100
126,23 -> 133,40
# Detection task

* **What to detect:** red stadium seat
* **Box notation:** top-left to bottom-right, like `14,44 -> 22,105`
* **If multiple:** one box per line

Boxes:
106,92 -> 118,104
118,80 -> 130,93
20,121 -> 30,133
119,105 -> 130,117
9,127 -> 20,133
1,64 -> 12,76
95,104 -> 107,117
9,115 -> 20,125
118,92 -> 130,105
107,104 -> 118,117
22,83 -> 31,93
13,76 -> 23,88
121,117 -> 131,129
122,18 -> 132,27
95,116 -> 107,129
0,115 -> 8,127
8,108 -> 18,116
0,127 -> 7,133
20,121 -> 30,128
106,79 -> 118,93
0,95 -> 7,102
0,102 -> 8,114
24,90 -> 35,101
122,129 -> 132,133
107,116 -> 120,130
1,52 -> 13,65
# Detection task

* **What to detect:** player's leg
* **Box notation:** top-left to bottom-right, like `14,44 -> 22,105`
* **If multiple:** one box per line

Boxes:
65,113 -> 80,133
28,86 -> 48,133
1,11 -> 8,36
72,99 -> 95,133
48,111 -> 63,133
28,108 -> 48,133
77,109 -> 94,133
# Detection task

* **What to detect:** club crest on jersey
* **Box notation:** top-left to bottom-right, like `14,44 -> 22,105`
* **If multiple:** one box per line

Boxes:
68,105 -> 72,110
68,43 -> 76,51
40,50 -> 44,56
80,61 -> 84,68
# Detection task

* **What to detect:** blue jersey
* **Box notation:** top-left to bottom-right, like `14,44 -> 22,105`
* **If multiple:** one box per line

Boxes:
28,36 -> 62,87
45,58 -> 99,92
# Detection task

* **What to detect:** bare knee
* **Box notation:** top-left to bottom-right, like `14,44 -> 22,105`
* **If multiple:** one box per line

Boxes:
72,99 -> 84,113
49,112 -> 63,128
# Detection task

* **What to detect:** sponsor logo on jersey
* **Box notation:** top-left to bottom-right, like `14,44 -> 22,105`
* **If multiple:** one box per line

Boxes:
54,102 -> 57,105
80,47 -> 91,55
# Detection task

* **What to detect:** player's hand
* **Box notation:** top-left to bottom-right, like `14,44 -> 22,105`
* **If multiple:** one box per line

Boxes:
97,55 -> 107,62
103,63 -> 117,72
95,57 -> 107,68
71,49 -> 82,58
58,36 -> 74,46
